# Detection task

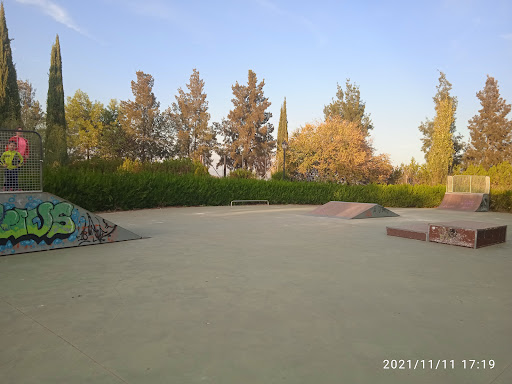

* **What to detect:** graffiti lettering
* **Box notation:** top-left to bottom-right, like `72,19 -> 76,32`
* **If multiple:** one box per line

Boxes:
0,202 -> 76,245
78,213 -> 117,245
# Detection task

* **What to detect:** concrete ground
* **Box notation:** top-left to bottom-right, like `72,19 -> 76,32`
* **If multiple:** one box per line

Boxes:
1,204 -> 511,384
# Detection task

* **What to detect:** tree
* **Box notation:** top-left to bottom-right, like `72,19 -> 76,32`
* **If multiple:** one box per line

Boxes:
213,118 -> 235,176
225,70 -> 275,177
419,71 -> 464,165
45,35 -> 68,165
323,79 -> 373,135
0,2 -> 22,129
426,97 -> 455,184
65,89 -> 104,160
287,116 -> 391,183
99,99 -> 130,159
464,76 -> 512,168
276,97 -> 288,171
18,79 -> 44,133
170,69 -> 215,165
120,71 -> 168,162
399,158 -> 424,184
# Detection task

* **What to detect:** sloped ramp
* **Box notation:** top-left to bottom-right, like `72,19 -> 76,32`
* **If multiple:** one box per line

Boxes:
310,201 -> 399,219
0,192 -> 142,256
438,192 -> 490,212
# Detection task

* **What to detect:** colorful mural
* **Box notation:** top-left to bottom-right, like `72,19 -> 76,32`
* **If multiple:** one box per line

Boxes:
0,193 -> 141,256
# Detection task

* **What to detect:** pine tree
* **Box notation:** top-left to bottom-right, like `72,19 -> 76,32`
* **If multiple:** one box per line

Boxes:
419,72 -> 464,165
120,71 -> 168,161
45,35 -> 68,165
426,97 -> 455,185
0,2 -> 22,129
170,69 -> 215,165
276,97 -> 288,171
464,76 -> 512,168
99,99 -> 130,160
323,79 -> 373,135
225,70 -> 275,176
18,79 -> 44,132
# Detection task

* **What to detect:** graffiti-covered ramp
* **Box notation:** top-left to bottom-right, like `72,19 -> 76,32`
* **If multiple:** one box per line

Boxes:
0,192 -> 142,256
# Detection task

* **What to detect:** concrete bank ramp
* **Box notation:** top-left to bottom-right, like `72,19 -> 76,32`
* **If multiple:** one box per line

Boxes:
310,201 -> 399,219
438,192 -> 490,212
0,192 -> 142,256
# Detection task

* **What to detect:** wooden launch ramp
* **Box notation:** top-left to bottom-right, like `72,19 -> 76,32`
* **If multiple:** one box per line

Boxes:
0,192 -> 142,256
311,201 -> 399,219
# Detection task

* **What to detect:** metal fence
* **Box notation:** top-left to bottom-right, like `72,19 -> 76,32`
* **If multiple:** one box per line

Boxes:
447,175 -> 490,194
0,129 -> 43,193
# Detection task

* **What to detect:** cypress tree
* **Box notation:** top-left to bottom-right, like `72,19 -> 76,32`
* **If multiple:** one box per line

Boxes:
45,35 -> 68,165
276,97 -> 288,171
0,2 -> 22,129
419,72 -> 463,166
426,97 -> 455,185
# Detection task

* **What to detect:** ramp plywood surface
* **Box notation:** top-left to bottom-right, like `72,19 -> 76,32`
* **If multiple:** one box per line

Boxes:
0,192 -> 142,256
438,193 -> 489,212
311,201 -> 399,219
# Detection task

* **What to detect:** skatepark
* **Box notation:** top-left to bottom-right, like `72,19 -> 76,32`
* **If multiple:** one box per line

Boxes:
1,203 -> 511,384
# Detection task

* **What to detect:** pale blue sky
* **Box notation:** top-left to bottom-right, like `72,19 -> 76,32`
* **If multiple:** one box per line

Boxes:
7,0 -> 512,166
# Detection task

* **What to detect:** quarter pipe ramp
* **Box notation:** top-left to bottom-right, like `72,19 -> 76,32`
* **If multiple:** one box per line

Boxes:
438,192 -> 490,212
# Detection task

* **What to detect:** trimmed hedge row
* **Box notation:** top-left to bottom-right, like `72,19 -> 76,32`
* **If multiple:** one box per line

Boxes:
43,168 -> 448,212
489,190 -> 512,212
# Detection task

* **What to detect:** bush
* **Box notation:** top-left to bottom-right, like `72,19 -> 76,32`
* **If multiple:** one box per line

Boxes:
270,170 -> 292,181
229,169 -> 255,179
118,158 -> 143,173
62,158 -> 208,176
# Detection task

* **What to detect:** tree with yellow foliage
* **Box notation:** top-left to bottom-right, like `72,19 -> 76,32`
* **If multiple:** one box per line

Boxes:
65,89 -> 104,160
287,117 -> 392,183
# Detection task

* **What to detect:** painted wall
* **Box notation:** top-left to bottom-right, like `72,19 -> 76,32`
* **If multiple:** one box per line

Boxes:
0,193 -> 141,256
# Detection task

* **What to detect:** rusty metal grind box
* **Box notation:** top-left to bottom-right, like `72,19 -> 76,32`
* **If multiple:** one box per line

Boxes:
428,221 -> 507,249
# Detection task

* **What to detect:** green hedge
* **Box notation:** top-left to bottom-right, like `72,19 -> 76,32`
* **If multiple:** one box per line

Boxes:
43,168 -> 448,212
489,190 -> 512,212
67,158 -> 206,175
